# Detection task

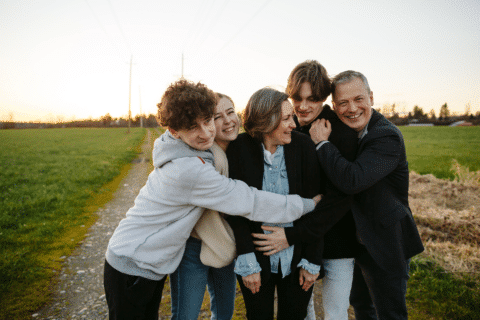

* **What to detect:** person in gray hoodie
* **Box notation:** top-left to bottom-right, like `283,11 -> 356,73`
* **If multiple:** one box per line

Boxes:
103,79 -> 320,320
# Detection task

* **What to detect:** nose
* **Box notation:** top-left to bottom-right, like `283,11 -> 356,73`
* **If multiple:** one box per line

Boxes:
347,101 -> 358,113
288,117 -> 296,129
224,114 -> 234,124
299,100 -> 308,110
199,123 -> 215,138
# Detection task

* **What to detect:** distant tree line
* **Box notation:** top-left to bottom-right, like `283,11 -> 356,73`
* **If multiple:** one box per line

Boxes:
0,113 -> 159,130
377,102 -> 480,126
2,103 -> 480,130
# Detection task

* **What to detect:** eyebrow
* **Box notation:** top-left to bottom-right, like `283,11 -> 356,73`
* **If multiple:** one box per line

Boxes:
215,107 -> 234,115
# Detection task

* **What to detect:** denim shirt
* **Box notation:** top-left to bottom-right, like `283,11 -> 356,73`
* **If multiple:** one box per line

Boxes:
234,145 -> 320,278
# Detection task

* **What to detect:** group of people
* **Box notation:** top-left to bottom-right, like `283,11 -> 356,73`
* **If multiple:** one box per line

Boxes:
103,60 -> 424,320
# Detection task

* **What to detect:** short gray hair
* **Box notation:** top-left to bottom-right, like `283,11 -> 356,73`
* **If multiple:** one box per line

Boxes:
331,70 -> 371,98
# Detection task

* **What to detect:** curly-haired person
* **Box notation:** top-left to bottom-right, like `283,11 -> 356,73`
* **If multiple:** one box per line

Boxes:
103,79 -> 321,320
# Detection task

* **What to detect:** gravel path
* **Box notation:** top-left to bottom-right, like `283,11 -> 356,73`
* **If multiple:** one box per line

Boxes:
33,130 -> 154,320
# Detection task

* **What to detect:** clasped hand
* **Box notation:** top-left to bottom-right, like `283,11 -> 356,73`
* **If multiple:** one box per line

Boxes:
310,118 -> 332,145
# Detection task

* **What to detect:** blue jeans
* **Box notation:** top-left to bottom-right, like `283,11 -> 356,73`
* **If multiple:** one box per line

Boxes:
322,258 -> 355,320
170,237 -> 236,320
304,258 -> 354,320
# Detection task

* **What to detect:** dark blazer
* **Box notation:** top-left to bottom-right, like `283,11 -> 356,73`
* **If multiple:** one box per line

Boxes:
225,131 -> 323,283
291,105 -> 358,259
317,110 -> 424,273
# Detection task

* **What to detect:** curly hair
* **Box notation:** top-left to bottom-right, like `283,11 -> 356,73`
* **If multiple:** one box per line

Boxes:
243,87 -> 288,141
157,79 -> 218,131
286,60 -> 331,102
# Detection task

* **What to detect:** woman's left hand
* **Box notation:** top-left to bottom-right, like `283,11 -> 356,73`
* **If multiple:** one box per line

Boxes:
299,268 -> 318,291
252,226 -> 289,256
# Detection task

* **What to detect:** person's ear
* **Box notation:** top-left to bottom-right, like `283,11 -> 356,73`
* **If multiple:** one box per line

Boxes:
370,91 -> 374,106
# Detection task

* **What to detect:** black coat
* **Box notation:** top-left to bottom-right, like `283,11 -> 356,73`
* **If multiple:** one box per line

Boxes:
225,131 -> 323,283
316,110 -> 424,273
291,105 -> 358,259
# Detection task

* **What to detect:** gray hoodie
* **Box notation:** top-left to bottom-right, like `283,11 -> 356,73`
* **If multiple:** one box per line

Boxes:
105,130 -> 314,280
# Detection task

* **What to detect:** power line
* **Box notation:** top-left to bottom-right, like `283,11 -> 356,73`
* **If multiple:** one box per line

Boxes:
199,0 -> 273,70
83,0 -> 127,62
189,0 -> 232,52
106,0 -> 131,54
181,0 -> 211,51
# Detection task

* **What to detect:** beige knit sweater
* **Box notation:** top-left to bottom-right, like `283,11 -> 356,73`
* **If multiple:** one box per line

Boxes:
191,142 -> 236,268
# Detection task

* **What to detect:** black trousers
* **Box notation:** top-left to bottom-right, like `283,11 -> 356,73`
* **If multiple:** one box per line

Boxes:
238,269 -> 313,320
103,260 -> 166,320
350,245 -> 410,320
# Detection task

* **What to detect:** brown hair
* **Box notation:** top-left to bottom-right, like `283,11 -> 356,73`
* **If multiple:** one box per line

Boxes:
286,60 -> 331,102
157,79 -> 218,131
243,87 -> 288,141
216,93 -> 235,106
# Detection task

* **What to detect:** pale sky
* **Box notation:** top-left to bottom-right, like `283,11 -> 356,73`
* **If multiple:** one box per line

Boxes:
1,0 -> 479,123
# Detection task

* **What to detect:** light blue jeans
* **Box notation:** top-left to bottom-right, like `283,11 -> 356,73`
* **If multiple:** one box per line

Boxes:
305,258 -> 355,320
170,237 -> 236,320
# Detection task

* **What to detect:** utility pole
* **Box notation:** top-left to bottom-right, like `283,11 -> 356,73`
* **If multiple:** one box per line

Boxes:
139,86 -> 143,128
181,52 -> 184,79
127,55 -> 132,133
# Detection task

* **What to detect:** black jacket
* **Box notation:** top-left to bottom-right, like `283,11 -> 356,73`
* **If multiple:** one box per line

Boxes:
225,131 -> 323,283
316,110 -> 424,273
291,105 -> 358,259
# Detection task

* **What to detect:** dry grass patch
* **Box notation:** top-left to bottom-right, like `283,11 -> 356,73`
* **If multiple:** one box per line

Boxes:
409,170 -> 480,275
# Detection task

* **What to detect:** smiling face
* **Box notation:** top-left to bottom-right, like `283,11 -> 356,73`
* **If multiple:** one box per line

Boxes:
291,82 -> 326,126
170,116 -> 216,151
332,77 -> 374,132
214,97 -> 239,151
263,100 -> 296,153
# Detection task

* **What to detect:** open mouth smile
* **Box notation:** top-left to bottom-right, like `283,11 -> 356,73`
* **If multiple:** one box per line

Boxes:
346,112 -> 363,120
223,126 -> 236,133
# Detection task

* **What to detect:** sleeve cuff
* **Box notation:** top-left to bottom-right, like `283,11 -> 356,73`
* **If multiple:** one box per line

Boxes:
297,258 -> 321,275
234,253 -> 262,277
315,140 -> 330,150
301,198 -> 315,214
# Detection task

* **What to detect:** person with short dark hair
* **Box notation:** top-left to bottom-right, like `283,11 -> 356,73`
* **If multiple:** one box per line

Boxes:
310,70 -> 424,319
103,79 -> 320,320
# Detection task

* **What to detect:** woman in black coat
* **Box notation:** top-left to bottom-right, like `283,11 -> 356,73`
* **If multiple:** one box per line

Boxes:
225,87 -> 323,320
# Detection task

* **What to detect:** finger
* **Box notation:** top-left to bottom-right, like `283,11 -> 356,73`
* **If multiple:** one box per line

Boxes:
263,249 -> 277,256
251,233 -> 269,239
260,225 -> 276,232
299,274 -> 304,286
255,246 -> 271,252
319,118 -> 326,126
303,280 -> 313,291
326,119 -> 332,130
252,240 -> 269,246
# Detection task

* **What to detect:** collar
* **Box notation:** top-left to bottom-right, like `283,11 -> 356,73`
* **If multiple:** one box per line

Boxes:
358,126 -> 368,140
262,144 -> 283,165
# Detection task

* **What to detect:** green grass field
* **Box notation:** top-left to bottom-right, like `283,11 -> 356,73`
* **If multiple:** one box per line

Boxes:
400,126 -> 480,180
0,127 -> 145,318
